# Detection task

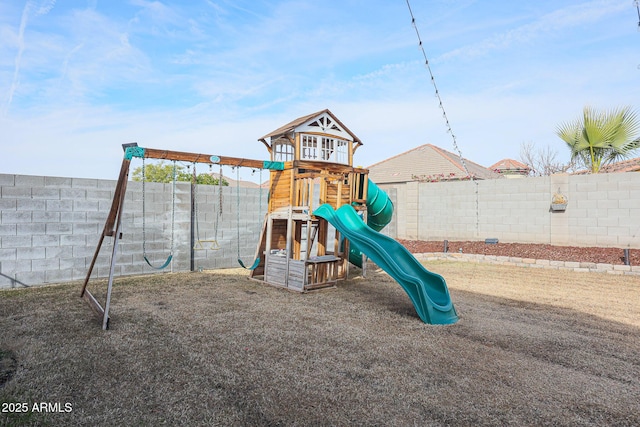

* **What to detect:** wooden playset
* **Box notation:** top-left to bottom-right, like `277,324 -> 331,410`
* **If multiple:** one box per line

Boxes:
251,109 -> 370,290
81,109 -> 372,329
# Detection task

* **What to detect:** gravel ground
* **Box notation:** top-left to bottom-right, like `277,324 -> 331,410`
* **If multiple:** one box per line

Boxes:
399,240 -> 639,265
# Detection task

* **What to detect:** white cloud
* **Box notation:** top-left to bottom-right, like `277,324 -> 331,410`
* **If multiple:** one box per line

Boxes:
1,0 -> 638,181
2,0 -> 61,116
440,0 -> 629,62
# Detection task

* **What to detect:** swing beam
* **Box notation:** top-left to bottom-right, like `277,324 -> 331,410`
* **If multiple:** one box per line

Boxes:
125,145 -> 284,171
81,143 -> 283,329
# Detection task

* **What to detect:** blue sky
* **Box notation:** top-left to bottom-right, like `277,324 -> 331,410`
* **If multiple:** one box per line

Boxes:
1,0 -> 638,181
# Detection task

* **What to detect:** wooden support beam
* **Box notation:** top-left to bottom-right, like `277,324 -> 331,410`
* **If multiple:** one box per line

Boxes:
142,148 -> 278,170
104,158 -> 131,235
308,178 -> 315,212
82,289 -> 104,317
317,219 -> 327,257
81,156 -> 130,329
294,221 -> 302,261
292,160 -> 367,175
285,207 -> 294,288
266,215 -> 273,254
305,219 -> 313,260
81,158 -> 130,298
289,167 -> 296,208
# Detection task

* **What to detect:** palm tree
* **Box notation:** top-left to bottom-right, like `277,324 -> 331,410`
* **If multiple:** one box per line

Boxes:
556,106 -> 640,173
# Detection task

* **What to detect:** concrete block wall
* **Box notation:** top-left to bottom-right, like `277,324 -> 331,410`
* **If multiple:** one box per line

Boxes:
383,172 -> 640,249
2,171 -> 638,288
378,187 -> 397,238
191,185 -> 269,271
1,174 -> 116,288
565,173 -> 640,247
0,173 -> 267,288
476,176 -> 553,243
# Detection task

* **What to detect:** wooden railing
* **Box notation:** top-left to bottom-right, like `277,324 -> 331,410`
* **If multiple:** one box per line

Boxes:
269,166 -> 369,213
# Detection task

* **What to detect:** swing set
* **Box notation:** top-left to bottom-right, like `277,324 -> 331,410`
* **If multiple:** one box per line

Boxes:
80,143 -> 283,329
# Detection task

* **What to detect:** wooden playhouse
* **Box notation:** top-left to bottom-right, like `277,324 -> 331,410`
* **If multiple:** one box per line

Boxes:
249,109 -> 369,291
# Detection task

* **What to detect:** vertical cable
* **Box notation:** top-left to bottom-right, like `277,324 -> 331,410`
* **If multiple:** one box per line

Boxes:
405,0 -> 480,236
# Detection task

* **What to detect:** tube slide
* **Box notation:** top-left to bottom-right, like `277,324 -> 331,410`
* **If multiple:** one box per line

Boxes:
348,180 -> 393,267
314,203 -> 458,325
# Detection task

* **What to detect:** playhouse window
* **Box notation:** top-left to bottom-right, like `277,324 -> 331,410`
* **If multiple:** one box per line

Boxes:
321,137 -> 348,163
301,134 -> 348,164
301,135 -> 318,160
273,140 -> 294,161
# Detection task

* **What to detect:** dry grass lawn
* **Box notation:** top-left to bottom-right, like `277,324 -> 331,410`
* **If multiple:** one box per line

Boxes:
1,261 -> 639,426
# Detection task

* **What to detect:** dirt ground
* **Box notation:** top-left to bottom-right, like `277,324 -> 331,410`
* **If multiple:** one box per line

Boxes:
399,239 -> 639,265
1,262 -> 639,426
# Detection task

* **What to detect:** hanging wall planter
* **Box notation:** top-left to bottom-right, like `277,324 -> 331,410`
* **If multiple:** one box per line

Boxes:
550,188 -> 568,212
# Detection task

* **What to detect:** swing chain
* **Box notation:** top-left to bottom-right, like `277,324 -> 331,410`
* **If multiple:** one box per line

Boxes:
236,166 -> 241,258
193,163 -> 200,242
171,161 -> 176,256
193,163 -> 222,251
216,165 -> 223,231
141,158 -> 176,267
142,157 -> 147,256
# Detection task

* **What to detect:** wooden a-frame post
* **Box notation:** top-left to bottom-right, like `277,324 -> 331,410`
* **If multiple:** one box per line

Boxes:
80,154 -> 131,330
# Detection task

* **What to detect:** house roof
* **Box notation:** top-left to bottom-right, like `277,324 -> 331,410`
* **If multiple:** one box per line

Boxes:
489,158 -> 531,174
368,144 -> 499,184
573,156 -> 640,174
258,109 -> 362,146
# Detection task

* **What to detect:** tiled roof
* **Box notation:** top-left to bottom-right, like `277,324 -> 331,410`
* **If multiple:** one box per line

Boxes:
573,157 -> 640,174
368,144 -> 499,184
489,158 -> 531,174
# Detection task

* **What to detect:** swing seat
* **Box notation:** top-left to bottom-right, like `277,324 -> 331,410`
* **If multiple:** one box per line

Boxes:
237,257 -> 260,270
144,254 -> 173,270
194,240 -> 220,250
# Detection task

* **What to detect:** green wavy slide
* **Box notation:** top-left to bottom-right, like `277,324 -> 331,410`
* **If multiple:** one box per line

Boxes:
313,181 -> 458,325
